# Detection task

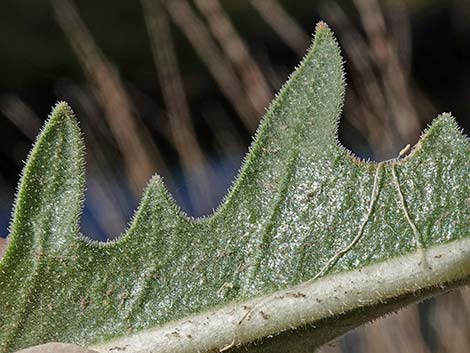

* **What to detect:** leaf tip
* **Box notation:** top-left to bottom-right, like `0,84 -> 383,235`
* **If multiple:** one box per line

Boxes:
315,21 -> 330,32
49,101 -> 77,124
424,112 -> 466,139
145,173 -> 189,217
398,112 -> 469,164
314,21 -> 336,40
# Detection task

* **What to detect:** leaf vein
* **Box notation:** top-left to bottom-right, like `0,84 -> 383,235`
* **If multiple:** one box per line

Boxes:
311,163 -> 384,280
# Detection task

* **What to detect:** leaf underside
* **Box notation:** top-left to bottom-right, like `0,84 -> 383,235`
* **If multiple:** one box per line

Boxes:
0,22 -> 469,353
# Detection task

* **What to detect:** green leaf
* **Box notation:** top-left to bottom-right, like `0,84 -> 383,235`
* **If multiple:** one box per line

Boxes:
1,22 -> 469,353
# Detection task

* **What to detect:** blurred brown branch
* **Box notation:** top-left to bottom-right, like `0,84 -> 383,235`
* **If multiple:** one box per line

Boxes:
51,0 -> 170,195
165,0 -> 260,132
194,0 -> 273,114
321,0 -> 424,159
249,0 -> 310,57
0,96 -> 42,141
353,0 -> 421,146
142,0 -> 215,211
0,237 -> 7,260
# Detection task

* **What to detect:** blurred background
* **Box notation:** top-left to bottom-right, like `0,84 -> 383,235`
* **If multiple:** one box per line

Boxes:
0,0 -> 469,351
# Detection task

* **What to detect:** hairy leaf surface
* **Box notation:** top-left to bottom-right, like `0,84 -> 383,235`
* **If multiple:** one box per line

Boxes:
0,23 -> 469,353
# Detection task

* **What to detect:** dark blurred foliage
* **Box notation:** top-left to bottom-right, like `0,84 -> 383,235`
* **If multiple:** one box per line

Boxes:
0,0 -> 469,352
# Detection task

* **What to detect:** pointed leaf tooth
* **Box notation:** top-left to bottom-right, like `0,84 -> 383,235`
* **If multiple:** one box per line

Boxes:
213,23 -> 346,275
7,102 -> 84,256
118,174 -> 190,244
392,113 -> 470,248
0,102 -> 85,351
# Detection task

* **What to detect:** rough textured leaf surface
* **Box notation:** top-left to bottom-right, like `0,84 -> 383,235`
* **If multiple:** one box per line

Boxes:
0,23 -> 469,353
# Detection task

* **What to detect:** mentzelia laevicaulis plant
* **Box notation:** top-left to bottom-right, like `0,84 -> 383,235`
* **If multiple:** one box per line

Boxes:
0,22 -> 469,353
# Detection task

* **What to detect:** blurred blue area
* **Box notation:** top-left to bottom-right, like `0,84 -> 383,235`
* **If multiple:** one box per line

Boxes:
171,153 -> 246,218
0,208 -> 9,238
